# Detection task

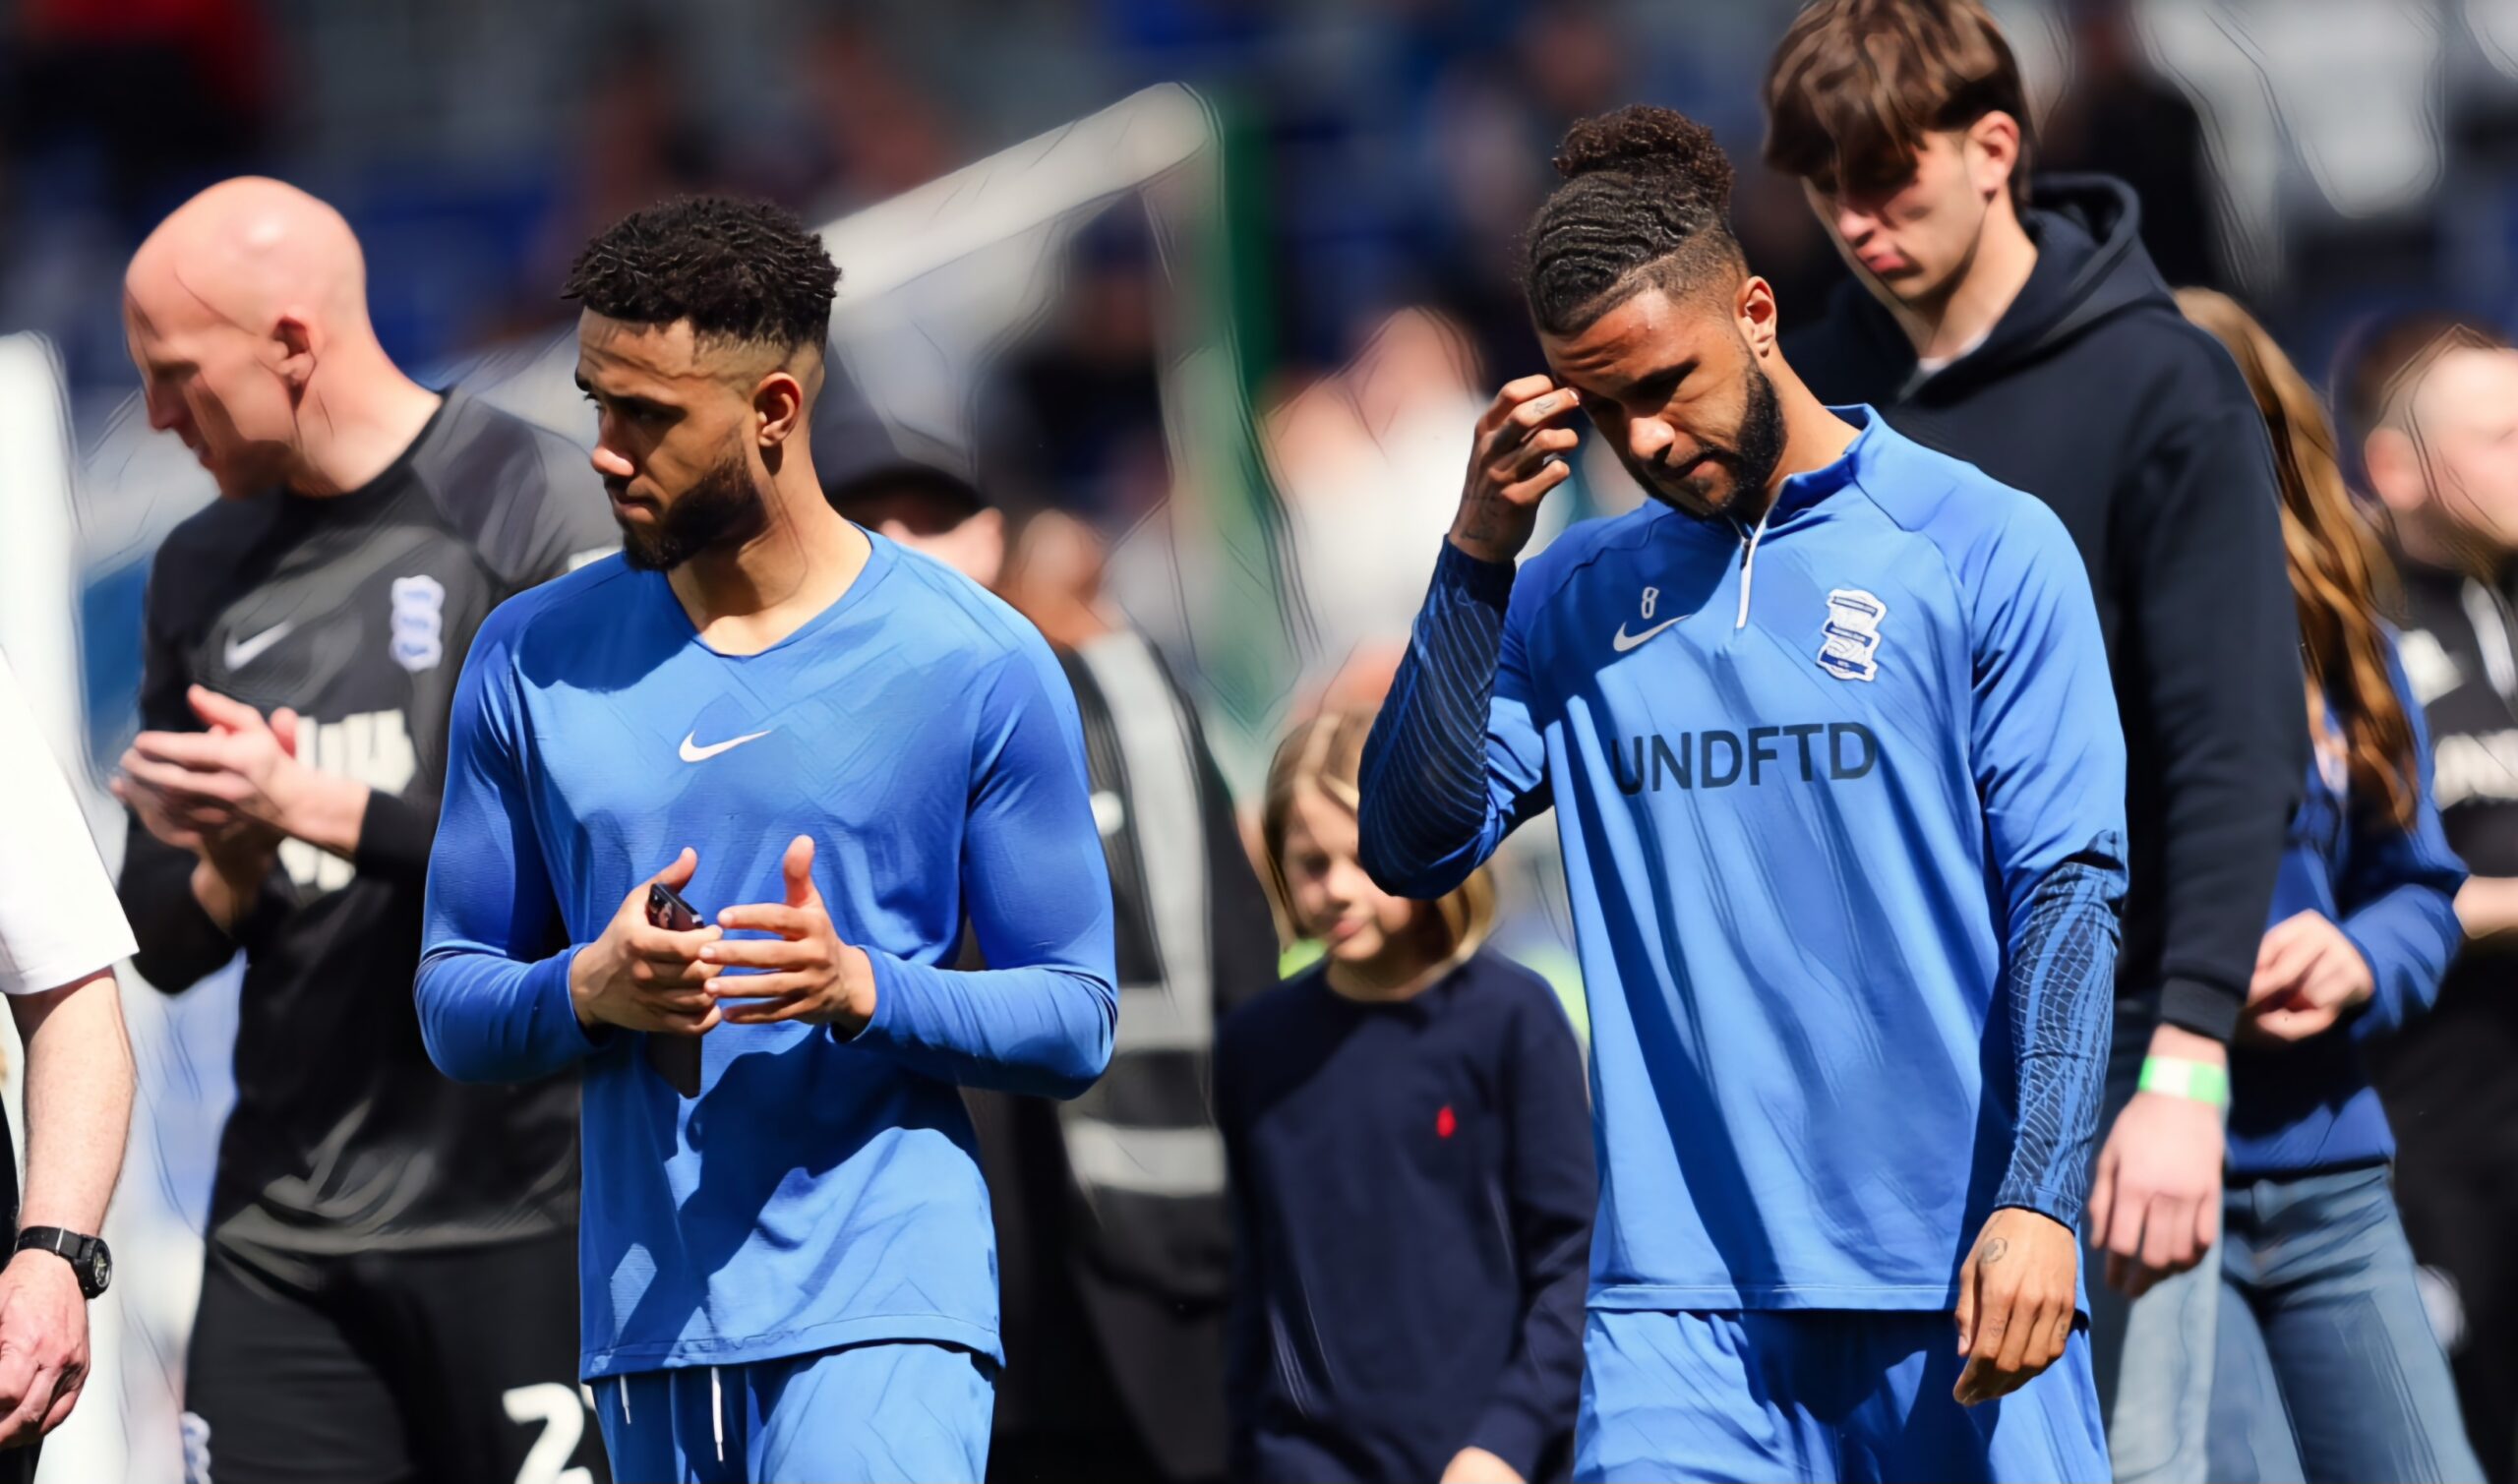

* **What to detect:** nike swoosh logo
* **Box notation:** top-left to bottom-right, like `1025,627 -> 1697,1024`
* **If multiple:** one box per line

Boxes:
1611,617 -> 1684,653
679,730 -> 772,763
222,622 -> 294,670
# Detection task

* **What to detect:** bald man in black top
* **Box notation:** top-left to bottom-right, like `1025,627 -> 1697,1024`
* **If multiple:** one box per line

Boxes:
115,177 -> 615,1484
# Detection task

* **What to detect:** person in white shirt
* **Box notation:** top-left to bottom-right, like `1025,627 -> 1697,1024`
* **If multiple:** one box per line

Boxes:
0,647 -> 137,1481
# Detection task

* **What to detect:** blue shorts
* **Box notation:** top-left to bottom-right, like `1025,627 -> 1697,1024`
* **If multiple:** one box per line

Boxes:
592,1340 -> 995,1484
1578,1310 -> 2110,1484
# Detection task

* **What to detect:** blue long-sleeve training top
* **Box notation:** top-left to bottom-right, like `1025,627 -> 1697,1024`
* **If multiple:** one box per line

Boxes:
416,534 -> 1116,1378
1217,948 -> 1596,1484
2228,636 -> 2466,1176
1358,407 -> 2128,1313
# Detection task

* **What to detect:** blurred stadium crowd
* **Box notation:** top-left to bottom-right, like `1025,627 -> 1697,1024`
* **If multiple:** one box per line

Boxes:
6,0 -> 2518,1481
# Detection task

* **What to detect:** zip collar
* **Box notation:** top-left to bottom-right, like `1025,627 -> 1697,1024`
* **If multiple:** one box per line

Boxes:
1726,405 -> 1881,628
1764,404 -> 1881,522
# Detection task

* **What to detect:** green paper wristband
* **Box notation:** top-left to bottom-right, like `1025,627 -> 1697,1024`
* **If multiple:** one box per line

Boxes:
2139,1056 -> 2230,1107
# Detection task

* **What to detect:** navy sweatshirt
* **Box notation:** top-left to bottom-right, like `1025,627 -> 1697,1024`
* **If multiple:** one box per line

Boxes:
2228,642 -> 2466,1176
1788,175 -> 2308,1043
1217,949 -> 1594,1484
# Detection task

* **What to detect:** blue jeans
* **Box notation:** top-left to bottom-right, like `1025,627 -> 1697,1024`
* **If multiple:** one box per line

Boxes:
2088,1017 -> 2222,1484
2208,1165 -> 2482,1483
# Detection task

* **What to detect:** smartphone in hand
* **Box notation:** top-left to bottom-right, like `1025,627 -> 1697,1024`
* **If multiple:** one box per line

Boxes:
647,881 -> 701,933
643,882 -> 704,1097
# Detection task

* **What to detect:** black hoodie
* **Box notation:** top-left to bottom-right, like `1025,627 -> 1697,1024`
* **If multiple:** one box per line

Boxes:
1787,175 -> 2308,1042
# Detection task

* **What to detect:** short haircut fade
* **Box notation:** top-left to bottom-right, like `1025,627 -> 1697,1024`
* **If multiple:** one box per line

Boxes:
565,195 -> 840,352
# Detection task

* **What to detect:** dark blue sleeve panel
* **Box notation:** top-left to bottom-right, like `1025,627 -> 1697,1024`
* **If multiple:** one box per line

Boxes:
1993,860 -> 2122,1229
1465,986 -> 1598,1479
1357,541 -> 1552,899
2341,641 -> 2468,1043
1964,499 -> 2128,1231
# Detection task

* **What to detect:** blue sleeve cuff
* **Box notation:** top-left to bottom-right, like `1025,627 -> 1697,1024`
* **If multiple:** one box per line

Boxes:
1992,1190 -> 2082,1235
1435,538 -> 1518,612
841,945 -> 907,1047
531,945 -> 611,1058
2340,923 -> 2414,1042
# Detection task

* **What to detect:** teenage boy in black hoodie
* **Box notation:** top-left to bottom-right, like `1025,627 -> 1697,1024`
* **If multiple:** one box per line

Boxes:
1763,0 -> 2307,1470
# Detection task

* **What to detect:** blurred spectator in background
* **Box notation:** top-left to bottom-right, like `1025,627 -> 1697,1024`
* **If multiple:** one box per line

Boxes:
2040,0 -> 2220,292
794,19 -> 961,211
829,461 -> 1008,588
1409,0 -> 1630,382
4,0 -> 271,222
1224,710 -> 1590,1484
1766,7 -> 2305,1475
2177,287 -> 2481,1484
2347,314 -> 2518,1484
505,25 -> 717,340
980,212 -> 1172,526
828,465 -> 1279,1484
1265,309 -> 1516,690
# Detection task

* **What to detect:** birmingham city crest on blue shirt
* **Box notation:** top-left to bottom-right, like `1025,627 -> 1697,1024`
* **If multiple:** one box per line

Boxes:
1818,588 -> 1887,682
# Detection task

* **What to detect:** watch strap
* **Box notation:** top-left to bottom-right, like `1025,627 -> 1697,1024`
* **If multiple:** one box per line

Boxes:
14,1227 -> 104,1297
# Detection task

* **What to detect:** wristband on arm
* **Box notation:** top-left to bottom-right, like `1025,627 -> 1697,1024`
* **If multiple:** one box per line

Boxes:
2138,1056 -> 2230,1108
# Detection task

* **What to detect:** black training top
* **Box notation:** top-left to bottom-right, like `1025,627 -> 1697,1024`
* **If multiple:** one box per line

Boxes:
117,387 -> 617,1262
2375,558 -> 2518,1172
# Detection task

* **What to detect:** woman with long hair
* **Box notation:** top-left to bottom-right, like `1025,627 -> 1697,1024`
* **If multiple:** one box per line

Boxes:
2177,288 -> 2483,1482
1218,709 -> 1594,1484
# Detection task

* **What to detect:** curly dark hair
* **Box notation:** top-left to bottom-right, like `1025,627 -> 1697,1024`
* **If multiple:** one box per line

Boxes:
563,195 -> 840,352
1524,105 -> 1746,336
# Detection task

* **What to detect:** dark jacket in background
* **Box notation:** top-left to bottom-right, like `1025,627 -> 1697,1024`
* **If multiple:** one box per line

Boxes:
1787,175 -> 2308,1041
969,628 -> 1280,1484
2377,556 -> 2518,1483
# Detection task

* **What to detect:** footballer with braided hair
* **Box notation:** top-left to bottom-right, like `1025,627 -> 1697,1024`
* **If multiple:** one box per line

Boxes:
419,195 -> 1118,1481
1358,106 -> 2125,1480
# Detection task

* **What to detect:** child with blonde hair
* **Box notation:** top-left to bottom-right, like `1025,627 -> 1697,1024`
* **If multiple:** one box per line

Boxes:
1219,709 -> 1594,1484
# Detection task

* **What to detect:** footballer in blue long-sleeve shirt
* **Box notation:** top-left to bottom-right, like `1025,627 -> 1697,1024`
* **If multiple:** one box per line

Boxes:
1357,109 -> 2127,1481
416,198 -> 1115,1483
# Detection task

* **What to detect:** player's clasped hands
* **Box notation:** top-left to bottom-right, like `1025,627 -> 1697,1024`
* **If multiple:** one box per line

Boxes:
570,848 -> 724,1037
572,838 -> 880,1040
111,684 -> 306,855
701,835 -> 880,1036
1951,1207 -> 2079,1407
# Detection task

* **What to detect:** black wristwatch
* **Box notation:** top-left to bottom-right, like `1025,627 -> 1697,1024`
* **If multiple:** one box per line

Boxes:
15,1228 -> 110,1300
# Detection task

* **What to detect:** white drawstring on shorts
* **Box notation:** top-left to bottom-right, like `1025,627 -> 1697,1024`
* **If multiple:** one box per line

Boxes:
711,1365 -> 726,1463
619,1374 -> 632,1424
